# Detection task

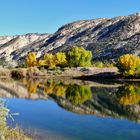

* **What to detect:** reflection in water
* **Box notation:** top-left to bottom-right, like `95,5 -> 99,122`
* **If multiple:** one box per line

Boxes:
44,81 -> 67,97
24,79 -> 92,105
27,80 -> 39,94
19,79 -> 140,123
0,79 -> 140,139
66,85 -> 92,105
116,84 -> 140,106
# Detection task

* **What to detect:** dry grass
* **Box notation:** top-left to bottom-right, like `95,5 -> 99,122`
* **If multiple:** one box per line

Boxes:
11,67 -> 43,78
26,67 -> 43,77
0,98 -> 32,140
4,127 -> 32,140
0,68 -> 11,77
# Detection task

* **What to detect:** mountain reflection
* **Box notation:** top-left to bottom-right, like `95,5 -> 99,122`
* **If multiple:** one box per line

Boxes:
0,79 -> 140,123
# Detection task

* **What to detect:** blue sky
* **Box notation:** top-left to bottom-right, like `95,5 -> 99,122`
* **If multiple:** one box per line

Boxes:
0,0 -> 140,35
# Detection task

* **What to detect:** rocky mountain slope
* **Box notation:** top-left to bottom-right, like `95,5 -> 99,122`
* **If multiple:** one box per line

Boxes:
0,12 -> 140,66
0,33 -> 51,66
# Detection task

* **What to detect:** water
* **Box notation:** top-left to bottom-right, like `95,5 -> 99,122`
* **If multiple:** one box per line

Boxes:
1,79 -> 140,140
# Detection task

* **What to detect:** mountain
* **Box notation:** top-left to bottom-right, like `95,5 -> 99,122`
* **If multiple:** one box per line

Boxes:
0,33 -> 51,66
0,12 -> 140,66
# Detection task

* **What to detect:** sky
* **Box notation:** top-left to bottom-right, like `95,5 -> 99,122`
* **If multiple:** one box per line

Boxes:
0,0 -> 140,36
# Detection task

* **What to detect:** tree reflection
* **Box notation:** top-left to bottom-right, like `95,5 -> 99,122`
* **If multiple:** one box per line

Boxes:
26,80 -> 39,94
44,81 -> 67,97
66,84 -> 92,105
23,79 -> 92,105
117,84 -> 140,106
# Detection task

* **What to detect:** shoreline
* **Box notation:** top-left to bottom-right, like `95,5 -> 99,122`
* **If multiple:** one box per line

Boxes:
0,67 -> 140,82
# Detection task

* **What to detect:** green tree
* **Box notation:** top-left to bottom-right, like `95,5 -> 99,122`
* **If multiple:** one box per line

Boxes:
67,46 -> 92,67
66,84 -> 92,105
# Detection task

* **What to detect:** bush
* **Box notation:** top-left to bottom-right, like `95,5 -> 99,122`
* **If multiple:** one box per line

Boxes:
17,60 -> 28,68
67,46 -> 92,67
93,61 -> 104,68
116,54 -> 140,76
11,69 -> 27,79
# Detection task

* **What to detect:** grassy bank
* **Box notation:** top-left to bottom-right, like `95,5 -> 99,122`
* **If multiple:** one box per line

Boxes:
0,98 -> 32,140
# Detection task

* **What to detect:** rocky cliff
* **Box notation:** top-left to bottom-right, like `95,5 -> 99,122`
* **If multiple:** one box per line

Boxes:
0,12 -> 140,66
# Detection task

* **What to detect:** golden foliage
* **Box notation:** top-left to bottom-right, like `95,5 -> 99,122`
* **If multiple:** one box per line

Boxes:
26,52 -> 37,67
116,54 -> 140,76
55,52 -> 67,66
37,60 -> 46,67
25,46 -> 92,68
44,53 -> 56,68
26,80 -> 39,94
117,84 -> 140,106
44,82 -> 67,97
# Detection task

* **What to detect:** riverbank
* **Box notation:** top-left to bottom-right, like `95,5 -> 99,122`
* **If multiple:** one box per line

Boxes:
1,66 -> 140,83
0,67 -> 118,79
0,98 -> 32,140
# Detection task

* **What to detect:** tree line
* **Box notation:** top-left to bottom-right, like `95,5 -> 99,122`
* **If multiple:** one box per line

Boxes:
26,46 -> 92,68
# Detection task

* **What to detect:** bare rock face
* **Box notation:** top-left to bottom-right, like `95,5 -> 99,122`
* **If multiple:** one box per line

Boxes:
0,36 -> 15,46
0,12 -> 140,66
0,33 -> 51,66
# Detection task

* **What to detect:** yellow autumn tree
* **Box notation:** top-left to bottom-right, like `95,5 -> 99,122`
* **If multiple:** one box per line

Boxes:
54,52 -> 67,67
37,60 -> 46,67
44,53 -> 56,68
116,54 -> 140,76
26,52 -> 37,67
